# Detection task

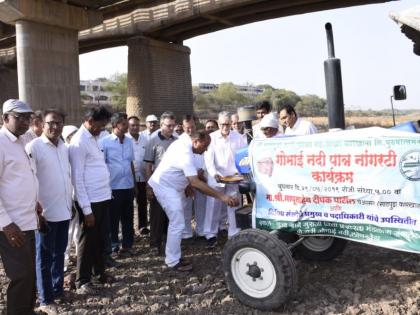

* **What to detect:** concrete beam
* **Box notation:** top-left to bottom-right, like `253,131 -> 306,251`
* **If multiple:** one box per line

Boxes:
0,0 -> 102,30
127,36 -> 193,120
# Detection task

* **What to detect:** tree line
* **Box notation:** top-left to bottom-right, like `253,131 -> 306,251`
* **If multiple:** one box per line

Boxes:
100,74 -> 419,118
194,83 -> 327,118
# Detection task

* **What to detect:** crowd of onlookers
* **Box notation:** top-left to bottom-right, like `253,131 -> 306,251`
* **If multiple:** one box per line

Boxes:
0,98 -> 317,315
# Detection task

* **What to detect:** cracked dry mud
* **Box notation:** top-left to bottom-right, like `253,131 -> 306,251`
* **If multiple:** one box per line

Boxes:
0,233 -> 418,315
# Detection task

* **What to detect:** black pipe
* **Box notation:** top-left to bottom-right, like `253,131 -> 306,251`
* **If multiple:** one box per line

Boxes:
324,23 -> 345,130
325,23 -> 335,58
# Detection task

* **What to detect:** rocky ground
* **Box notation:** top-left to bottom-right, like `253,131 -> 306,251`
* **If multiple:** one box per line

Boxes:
0,231 -> 418,315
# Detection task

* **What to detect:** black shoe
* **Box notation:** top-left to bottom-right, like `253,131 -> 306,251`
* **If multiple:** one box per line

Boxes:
218,229 -> 228,239
140,227 -> 150,235
181,237 -> 194,246
105,256 -> 121,268
168,260 -> 193,272
206,237 -> 218,249
194,235 -> 207,244
98,273 -> 115,284
119,248 -> 134,257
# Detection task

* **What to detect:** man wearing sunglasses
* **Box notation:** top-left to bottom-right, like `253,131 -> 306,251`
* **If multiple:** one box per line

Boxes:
0,99 -> 39,315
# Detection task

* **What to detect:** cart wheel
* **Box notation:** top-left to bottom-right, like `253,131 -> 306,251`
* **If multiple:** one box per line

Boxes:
295,236 -> 347,261
222,229 -> 297,311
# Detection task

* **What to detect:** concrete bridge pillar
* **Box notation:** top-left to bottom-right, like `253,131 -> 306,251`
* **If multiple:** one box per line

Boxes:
0,0 -> 102,124
0,65 -> 18,105
127,36 -> 193,121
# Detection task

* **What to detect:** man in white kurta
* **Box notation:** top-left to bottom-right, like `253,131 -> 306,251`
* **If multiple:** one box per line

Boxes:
148,130 -> 238,271
204,112 -> 247,246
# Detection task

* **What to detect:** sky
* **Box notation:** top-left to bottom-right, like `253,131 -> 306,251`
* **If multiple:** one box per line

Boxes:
79,0 -> 420,110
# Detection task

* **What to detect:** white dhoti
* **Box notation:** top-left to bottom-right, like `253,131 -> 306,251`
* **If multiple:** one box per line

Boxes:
203,184 -> 241,239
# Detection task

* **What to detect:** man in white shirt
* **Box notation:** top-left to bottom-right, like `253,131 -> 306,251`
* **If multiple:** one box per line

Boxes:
69,106 -> 113,294
178,115 -> 207,240
148,130 -> 239,271
26,109 -> 72,314
279,104 -> 318,135
126,116 -> 149,235
0,99 -> 39,315
204,112 -> 247,247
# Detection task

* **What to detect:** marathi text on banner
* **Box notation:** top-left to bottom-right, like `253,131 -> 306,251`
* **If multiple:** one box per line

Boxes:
250,128 -> 420,253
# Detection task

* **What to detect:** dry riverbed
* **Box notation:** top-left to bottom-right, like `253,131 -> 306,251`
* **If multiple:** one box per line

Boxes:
0,233 -> 418,315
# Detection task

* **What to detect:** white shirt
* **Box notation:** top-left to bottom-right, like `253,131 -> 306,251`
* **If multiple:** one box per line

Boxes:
285,117 -> 318,135
205,130 -> 247,186
69,124 -> 112,215
0,127 -> 38,231
148,139 -> 197,193
126,132 -> 147,182
26,135 -> 72,222
179,133 -> 205,170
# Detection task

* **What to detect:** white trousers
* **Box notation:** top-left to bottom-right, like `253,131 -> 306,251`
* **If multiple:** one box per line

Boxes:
153,186 -> 186,267
203,185 -> 241,239
183,191 -> 207,238
64,211 -> 80,266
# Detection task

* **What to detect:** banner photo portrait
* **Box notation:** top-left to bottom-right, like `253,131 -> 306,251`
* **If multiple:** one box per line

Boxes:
250,127 -> 420,253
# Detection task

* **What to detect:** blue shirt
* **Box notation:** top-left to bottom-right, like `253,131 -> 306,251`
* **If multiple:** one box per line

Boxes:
100,133 -> 134,190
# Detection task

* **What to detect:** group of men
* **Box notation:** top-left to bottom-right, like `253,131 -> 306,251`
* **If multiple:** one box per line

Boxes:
0,97 -> 317,315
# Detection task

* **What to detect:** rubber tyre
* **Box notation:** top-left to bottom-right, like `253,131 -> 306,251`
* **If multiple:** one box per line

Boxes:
295,237 -> 347,261
222,229 -> 297,311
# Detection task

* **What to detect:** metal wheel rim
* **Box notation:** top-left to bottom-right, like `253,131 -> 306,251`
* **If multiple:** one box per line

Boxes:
231,247 -> 278,298
302,236 -> 334,252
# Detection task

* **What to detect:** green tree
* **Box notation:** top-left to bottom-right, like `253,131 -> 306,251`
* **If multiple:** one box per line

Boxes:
272,89 -> 301,112
193,86 -> 210,112
295,94 -> 327,117
104,73 -> 127,111
208,82 -> 251,112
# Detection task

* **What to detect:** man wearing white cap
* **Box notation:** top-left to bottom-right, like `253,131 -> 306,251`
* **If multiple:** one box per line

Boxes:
140,114 -> 159,143
0,99 -> 39,314
260,112 -> 284,138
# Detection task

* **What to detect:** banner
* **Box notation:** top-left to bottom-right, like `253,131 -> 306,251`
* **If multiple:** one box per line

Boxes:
250,127 -> 420,253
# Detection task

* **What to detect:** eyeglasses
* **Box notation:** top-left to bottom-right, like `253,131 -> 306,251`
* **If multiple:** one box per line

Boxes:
8,112 -> 32,122
220,123 -> 231,127
44,121 -> 63,128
